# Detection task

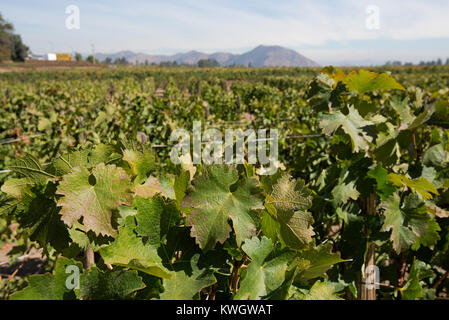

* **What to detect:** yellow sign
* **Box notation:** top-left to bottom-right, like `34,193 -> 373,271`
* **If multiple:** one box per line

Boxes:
55,53 -> 72,61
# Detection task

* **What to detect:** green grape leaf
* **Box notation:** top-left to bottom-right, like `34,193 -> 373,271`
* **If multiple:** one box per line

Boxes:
48,144 -> 120,177
99,218 -> 172,279
9,154 -> 55,184
123,149 -> 155,183
320,106 -> 374,153
293,280 -> 343,300
331,178 -> 360,206
135,196 -> 180,247
382,194 -> 440,253
1,178 -> 31,199
264,174 -> 314,249
159,254 -> 215,300
306,72 -> 345,112
173,169 -> 190,207
401,258 -> 434,300
344,70 -> 405,94
388,173 -> 439,200
48,150 -> 90,176
186,166 -> 262,250
382,194 -> 415,253
390,97 -> 414,129
133,176 -> 169,199
89,144 -> 120,166
234,236 -> 294,300
10,257 -> 82,300
423,144 -> 449,169
367,165 -> 396,200
56,163 -> 132,237
77,267 -> 145,300
298,243 -> 346,280
18,186 -> 70,252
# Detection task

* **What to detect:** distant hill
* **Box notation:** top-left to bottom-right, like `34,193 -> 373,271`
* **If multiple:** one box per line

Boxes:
95,45 -> 318,67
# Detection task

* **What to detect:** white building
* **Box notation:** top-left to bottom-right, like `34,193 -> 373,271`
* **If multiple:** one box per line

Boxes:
46,53 -> 57,61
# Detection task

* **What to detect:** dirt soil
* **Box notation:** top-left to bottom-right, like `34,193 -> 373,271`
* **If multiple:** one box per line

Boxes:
0,244 -> 46,278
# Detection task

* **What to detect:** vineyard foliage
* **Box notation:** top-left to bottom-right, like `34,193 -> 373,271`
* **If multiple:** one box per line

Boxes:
1,66 -> 449,300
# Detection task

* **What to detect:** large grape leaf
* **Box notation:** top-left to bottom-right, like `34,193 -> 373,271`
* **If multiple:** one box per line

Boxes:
10,257 -> 82,300
77,267 -> 145,300
319,106 -> 374,153
186,166 -> 262,250
343,70 -> 405,94
56,163 -> 132,237
382,194 -> 440,253
99,217 -> 172,279
159,254 -> 216,300
135,196 -> 180,247
298,243 -> 346,280
234,236 -> 294,300
264,174 -> 314,249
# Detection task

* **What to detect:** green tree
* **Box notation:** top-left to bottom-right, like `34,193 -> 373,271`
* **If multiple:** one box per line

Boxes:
104,57 -> 112,64
0,13 -> 28,62
9,34 -> 29,62
74,52 -> 82,61
86,54 -> 94,63
0,13 -> 13,62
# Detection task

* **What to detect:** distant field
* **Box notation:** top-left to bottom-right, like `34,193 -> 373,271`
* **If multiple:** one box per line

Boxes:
0,60 -> 103,72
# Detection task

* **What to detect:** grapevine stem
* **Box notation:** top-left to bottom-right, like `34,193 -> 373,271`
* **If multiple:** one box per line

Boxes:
84,246 -> 95,270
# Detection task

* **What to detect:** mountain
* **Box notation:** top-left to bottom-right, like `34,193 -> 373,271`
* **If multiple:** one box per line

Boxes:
227,45 -> 317,67
95,45 -> 318,67
94,50 -> 139,62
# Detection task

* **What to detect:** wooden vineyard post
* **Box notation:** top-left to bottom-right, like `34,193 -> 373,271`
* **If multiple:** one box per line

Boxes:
77,116 -> 86,145
204,102 -> 210,121
358,192 -> 377,300
236,94 -> 241,115
84,246 -> 95,270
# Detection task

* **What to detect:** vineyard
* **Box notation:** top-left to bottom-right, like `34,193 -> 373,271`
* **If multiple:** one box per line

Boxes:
1,65 -> 449,300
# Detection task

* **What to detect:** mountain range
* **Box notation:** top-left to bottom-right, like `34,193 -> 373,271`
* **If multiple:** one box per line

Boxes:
94,45 -> 319,67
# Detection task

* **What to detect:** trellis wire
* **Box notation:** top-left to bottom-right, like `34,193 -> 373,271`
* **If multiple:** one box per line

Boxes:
0,134 -> 44,145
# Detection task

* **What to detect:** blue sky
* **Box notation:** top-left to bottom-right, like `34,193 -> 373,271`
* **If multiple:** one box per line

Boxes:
2,0 -> 449,65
